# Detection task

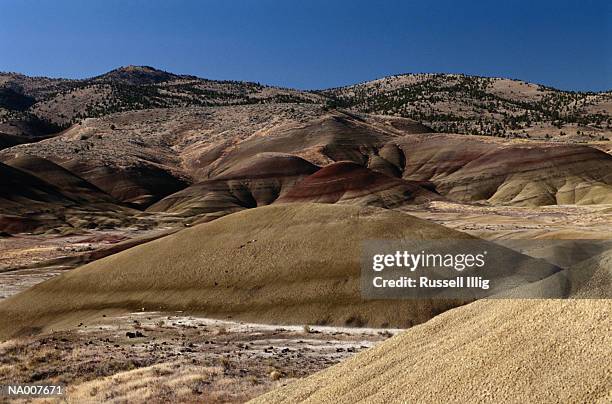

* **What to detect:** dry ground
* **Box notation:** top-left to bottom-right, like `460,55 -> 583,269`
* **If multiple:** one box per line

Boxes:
404,202 -> 612,240
0,312 -> 394,403
0,225 -> 179,300
1,203 -> 610,403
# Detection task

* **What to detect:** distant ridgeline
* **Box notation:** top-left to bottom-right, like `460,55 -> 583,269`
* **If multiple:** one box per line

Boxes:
0,67 -> 610,139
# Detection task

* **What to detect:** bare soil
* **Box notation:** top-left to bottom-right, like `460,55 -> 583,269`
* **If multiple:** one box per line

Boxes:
0,312 -> 394,403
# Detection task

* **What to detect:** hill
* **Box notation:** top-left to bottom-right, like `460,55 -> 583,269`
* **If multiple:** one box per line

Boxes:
2,107 -> 610,227
323,73 -> 612,139
1,67 -> 610,141
275,161 -> 442,207
0,204 -> 462,338
0,203 -> 561,339
148,153 -> 319,219
0,108 -> 428,211
393,134 -> 612,206
255,249 -> 612,403
0,66 -> 325,130
0,157 -> 136,233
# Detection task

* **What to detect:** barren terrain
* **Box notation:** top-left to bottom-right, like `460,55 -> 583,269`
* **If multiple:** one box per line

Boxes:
0,312 -> 394,403
0,66 -> 610,403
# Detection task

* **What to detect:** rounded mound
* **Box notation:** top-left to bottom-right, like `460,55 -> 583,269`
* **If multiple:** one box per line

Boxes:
214,152 -> 319,180
148,153 -> 319,217
396,136 -> 612,206
0,203 -> 471,339
276,161 -> 440,207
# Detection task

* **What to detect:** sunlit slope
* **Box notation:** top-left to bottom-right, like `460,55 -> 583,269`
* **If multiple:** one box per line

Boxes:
0,203 -> 468,338
255,297 -> 612,403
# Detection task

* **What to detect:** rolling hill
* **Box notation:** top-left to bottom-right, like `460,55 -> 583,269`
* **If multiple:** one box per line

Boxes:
0,203 -> 564,339
323,73 -> 612,139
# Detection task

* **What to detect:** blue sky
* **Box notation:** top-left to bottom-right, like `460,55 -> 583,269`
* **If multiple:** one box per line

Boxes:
1,0 -> 610,91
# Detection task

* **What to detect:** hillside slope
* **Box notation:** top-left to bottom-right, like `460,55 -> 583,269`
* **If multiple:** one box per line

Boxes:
255,252 -> 612,404
323,73 -> 612,139
0,66 -> 324,129
0,203 -> 562,339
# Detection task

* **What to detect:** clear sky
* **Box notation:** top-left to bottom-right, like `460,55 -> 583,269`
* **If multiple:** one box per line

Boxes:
1,0 -> 610,91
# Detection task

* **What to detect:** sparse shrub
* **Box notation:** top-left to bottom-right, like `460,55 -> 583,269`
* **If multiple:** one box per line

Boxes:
220,356 -> 232,371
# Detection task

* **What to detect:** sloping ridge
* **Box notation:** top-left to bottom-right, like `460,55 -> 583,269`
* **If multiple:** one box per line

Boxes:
148,153 -> 319,219
60,158 -> 189,207
276,161 -> 442,207
395,135 -> 612,206
0,157 -> 135,234
202,113 -> 429,178
0,160 -> 74,206
0,203 -> 557,339
254,250 -> 612,404
0,160 -> 80,233
4,155 -> 118,203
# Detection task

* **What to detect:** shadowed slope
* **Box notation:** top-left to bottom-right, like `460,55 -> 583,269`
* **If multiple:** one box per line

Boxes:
0,161 -> 86,233
60,159 -> 189,207
0,159 -> 135,234
4,156 -> 118,203
0,133 -> 28,150
0,161 -> 74,207
148,153 -> 319,219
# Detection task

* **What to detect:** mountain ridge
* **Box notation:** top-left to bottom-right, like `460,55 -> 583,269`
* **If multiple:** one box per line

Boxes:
0,66 -> 610,143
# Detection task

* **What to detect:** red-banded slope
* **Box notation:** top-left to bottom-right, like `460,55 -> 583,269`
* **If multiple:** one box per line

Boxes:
148,153 -> 319,219
200,113 -> 431,178
276,161 -> 441,207
147,113 -> 434,219
0,157 -> 135,234
2,106 -> 610,213
392,135 -> 612,205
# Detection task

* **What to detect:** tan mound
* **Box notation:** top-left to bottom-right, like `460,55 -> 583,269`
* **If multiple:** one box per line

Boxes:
276,161 -> 441,207
0,203 -> 476,339
569,249 -> 612,298
254,297 -> 612,403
